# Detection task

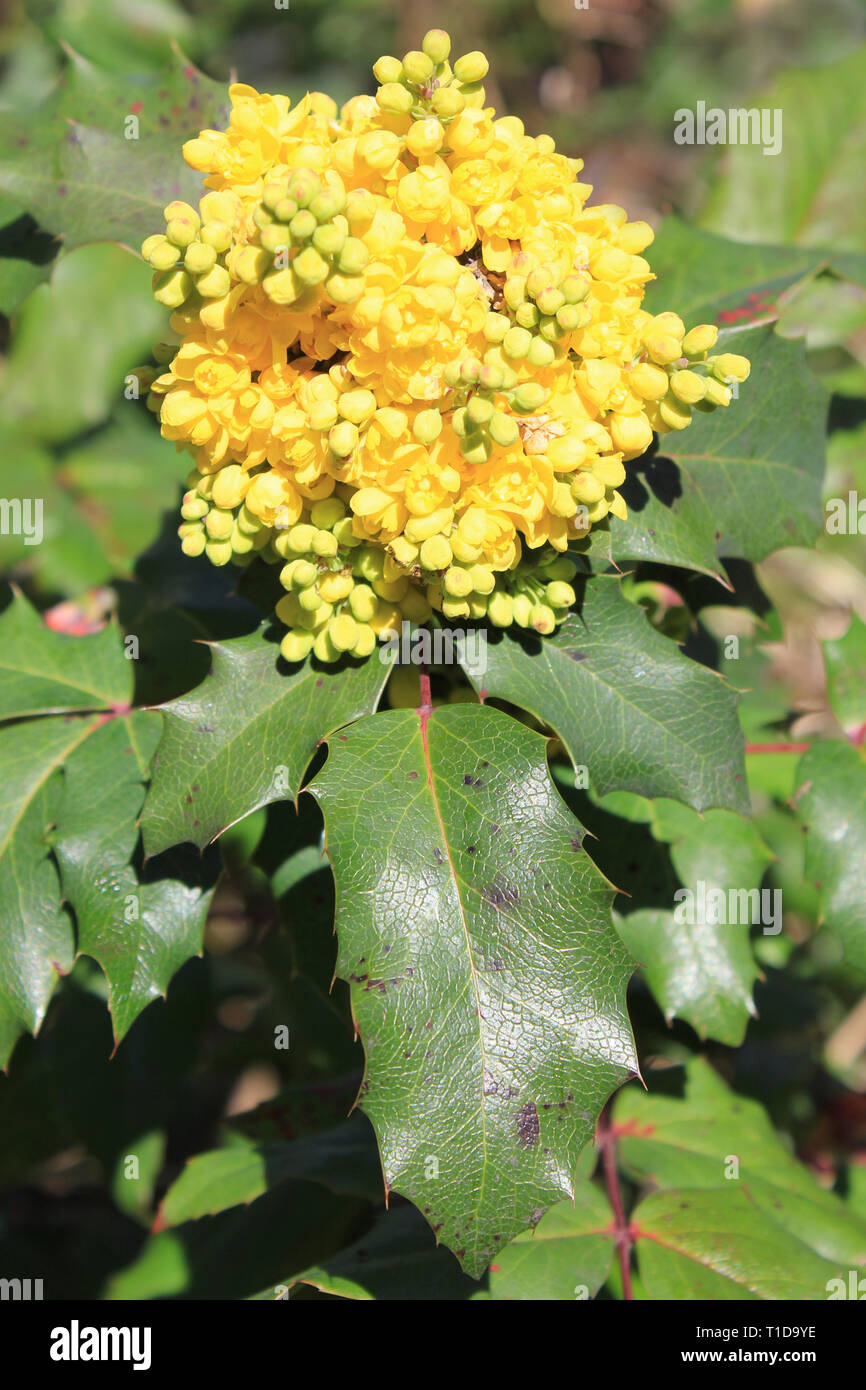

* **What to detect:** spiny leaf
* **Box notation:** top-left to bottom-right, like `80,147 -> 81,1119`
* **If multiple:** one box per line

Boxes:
612,799 -> 770,1044
0,46 -> 229,251
633,1188 -> 847,1301
610,324 -> 827,576
141,626 -> 395,856
615,1058 -> 866,1266
54,712 -> 213,1044
478,1182 -> 614,1300
463,578 -> 747,814
310,702 -> 637,1278
795,741 -> 866,973
0,589 -> 133,719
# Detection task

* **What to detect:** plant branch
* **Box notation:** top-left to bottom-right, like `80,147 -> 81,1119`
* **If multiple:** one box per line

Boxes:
597,1104 -> 633,1300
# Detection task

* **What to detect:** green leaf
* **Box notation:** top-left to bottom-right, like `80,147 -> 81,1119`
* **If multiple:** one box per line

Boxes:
615,1058 -> 866,1267
633,1188 -> 846,1301
0,715 -> 89,1066
796,741 -> 866,972
615,803 -> 770,1043
0,243 -> 162,445
0,195 -> 57,314
699,48 -> 866,262
0,46 -> 229,252
158,1117 -> 383,1226
610,325 -> 827,575
480,1182 -> 614,1300
0,590 -> 132,719
310,702 -> 637,1278
644,216 -> 828,323
823,614 -> 866,734
142,627 -> 395,855
272,1206 -> 479,1302
53,712 -> 212,1044
464,579 -> 747,814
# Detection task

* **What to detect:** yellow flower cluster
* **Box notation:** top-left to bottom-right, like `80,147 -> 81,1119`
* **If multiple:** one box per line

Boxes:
140,29 -> 750,662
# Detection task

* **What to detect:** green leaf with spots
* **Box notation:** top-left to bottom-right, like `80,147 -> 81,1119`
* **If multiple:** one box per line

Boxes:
615,802 -> 771,1044
464,579 -> 747,815
478,1181 -> 614,1300
141,626 -> 395,856
609,325 -> 827,576
0,45 -> 229,252
309,702 -> 637,1278
0,590 -> 132,719
633,1188 -> 847,1301
615,1058 -> 866,1267
643,216 -> 828,323
795,741 -> 866,973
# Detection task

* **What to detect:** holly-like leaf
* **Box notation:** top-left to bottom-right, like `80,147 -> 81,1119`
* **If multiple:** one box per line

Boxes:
0,589 -> 132,719
464,578 -> 747,815
158,1117 -> 383,1226
0,598 -> 213,1062
615,1058 -> 866,1267
309,702 -> 637,1278
142,627 -> 395,855
699,47 -> 866,264
0,45 -> 229,252
796,741 -> 866,973
611,325 -> 827,576
633,1188 -> 846,1301
53,712 -> 212,1044
614,801 -> 770,1044
479,1182 -> 614,1300
644,216 -> 829,324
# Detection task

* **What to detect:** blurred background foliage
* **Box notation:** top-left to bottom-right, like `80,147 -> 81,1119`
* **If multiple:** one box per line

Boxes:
1,0 -> 866,1300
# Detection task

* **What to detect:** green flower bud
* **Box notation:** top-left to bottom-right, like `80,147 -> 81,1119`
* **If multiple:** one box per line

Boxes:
530,604 -> 556,635
153,267 -> 192,307
332,517 -> 362,547
659,394 -> 693,430
349,584 -> 378,622
283,523 -> 314,553
536,286 -> 565,316
527,337 -> 556,367
299,586 -> 324,612
453,51 -> 489,84
479,362 -> 506,391
204,508 -> 235,541
460,432 -> 493,466
702,377 -> 732,407
431,87 -> 465,118
329,421 -> 359,458
330,612 -> 359,652
345,189 -> 376,230
352,624 -> 377,658
326,272 -> 364,304
336,237 -> 370,275
556,304 -> 583,332
205,538 -> 233,567
260,224 -> 291,256
310,497 -> 347,529
312,530 -> 340,558
287,170 -> 322,207
489,411 -> 520,447
402,50 -> 435,84
510,382 -> 549,413
669,369 -> 706,404
546,581 -> 576,608
289,209 -> 318,243
195,263 -> 231,298
180,526 -> 206,558
468,564 -> 495,595
420,535 -> 452,571
561,274 -> 590,304
422,29 -> 451,65
184,241 -> 217,274
467,396 -> 494,427
262,267 -> 301,305
512,593 -> 533,627
293,246 -> 330,285
181,492 -> 209,521
291,559 -> 320,589
504,277 -> 527,310
312,222 -> 347,256
274,197 -> 299,224
166,216 -> 198,249
373,56 -> 404,85
682,325 -> 718,358
515,302 -> 541,329
413,408 -> 443,444
211,464 -> 249,510
281,629 -> 315,663
309,188 -> 347,222
377,82 -> 414,114
487,590 -> 514,627
145,235 -> 181,271
710,353 -> 750,384
313,627 -> 340,663
502,326 -> 532,359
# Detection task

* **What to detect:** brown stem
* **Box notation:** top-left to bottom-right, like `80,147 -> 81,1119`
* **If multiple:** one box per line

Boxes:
597,1105 -> 633,1300
745,741 -> 810,754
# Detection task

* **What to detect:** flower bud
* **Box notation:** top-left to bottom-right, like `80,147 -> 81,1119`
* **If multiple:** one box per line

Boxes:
682,324 -> 718,357
153,267 -> 192,307
402,51 -> 435,84
195,264 -> 231,298
420,534 -> 453,571
281,630 -> 315,662
453,51 -> 489,84
422,29 -> 451,65
373,56 -> 403,84
489,411 -> 519,447
431,87 -> 465,118
546,581 -> 576,609
329,421 -> 359,458
711,353 -> 750,384
413,409 -> 443,444
377,82 -> 414,114
669,369 -> 706,405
